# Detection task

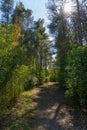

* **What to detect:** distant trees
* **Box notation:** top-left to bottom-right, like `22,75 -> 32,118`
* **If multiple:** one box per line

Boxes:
24,19 -> 53,85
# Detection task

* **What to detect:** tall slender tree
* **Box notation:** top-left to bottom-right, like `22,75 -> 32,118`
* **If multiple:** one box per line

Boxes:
47,0 -> 70,86
12,2 -> 32,29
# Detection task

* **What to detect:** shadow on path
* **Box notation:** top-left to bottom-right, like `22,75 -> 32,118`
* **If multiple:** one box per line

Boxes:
32,83 -> 67,130
32,82 -> 87,130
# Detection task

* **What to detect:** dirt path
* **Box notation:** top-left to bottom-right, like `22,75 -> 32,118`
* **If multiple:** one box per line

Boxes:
0,82 -> 87,130
32,82 -> 87,130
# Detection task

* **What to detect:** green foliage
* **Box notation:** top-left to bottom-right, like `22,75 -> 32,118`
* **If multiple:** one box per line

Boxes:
48,69 -> 57,82
10,65 -> 30,97
38,73 -> 47,84
24,73 -> 38,90
0,24 -> 29,110
66,45 -> 87,106
0,24 -> 25,86
0,24 -> 14,86
58,59 -> 67,88
0,65 -> 29,109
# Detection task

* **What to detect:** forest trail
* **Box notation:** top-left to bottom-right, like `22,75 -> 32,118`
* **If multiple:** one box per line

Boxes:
0,82 -> 87,130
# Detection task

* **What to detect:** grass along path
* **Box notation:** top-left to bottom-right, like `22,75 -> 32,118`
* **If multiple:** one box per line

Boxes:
0,82 -> 87,130
0,88 -> 40,130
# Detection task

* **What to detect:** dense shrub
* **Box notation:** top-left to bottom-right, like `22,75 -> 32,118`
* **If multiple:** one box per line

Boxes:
0,24 -> 29,111
66,45 -> 87,106
24,73 -> 38,90
48,69 -> 58,82
0,65 -> 29,109
57,57 -> 68,88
